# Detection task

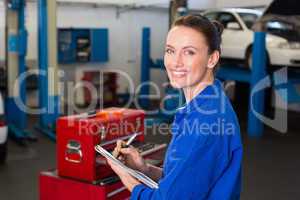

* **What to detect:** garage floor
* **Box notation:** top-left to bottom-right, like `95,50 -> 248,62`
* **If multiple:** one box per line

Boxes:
0,106 -> 299,200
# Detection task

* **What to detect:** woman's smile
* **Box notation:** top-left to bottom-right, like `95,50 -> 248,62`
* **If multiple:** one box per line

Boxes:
171,69 -> 188,78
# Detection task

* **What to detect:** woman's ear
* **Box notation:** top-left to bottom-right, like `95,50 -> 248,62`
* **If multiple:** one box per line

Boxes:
207,51 -> 220,69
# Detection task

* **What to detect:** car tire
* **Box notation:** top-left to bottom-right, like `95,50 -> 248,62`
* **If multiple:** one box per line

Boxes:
0,141 -> 7,164
245,48 -> 253,69
245,47 -> 270,70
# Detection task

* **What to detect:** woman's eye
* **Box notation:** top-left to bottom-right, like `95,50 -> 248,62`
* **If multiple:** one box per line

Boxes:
165,48 -> 174,54
184,50 -> 195,56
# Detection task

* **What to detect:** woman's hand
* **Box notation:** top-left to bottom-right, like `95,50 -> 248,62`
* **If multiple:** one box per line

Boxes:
107,159 -> 140,192
119,146 -> 149,174
107,140 -> 152,191
113,140 -> 149,174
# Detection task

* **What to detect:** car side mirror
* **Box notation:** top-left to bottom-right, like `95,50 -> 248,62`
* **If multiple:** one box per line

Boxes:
226,22 -> 241,30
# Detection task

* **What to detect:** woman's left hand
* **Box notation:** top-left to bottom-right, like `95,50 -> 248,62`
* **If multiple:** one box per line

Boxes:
107,159 -> 141,192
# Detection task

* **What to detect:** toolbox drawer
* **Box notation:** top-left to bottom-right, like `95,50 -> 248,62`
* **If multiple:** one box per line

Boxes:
39,170 -> 130,200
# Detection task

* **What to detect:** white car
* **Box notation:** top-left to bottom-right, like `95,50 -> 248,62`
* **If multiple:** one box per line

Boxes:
0,92 -> 7,164
202,8 -> 300,68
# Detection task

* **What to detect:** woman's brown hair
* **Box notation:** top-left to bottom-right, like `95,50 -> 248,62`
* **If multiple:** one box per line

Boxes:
173,14 -> 224,55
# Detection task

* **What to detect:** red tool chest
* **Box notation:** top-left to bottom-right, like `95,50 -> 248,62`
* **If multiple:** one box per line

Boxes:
57,108 -> 145,183
41,107 -> 166,200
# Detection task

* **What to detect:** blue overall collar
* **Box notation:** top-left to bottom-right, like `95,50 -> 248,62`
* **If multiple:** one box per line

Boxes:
177,79 -> 222,115
171,79 -> 223,136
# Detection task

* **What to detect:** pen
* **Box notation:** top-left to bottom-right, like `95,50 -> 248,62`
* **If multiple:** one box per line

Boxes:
124,133 -> 138,147
112,133 -> 137,158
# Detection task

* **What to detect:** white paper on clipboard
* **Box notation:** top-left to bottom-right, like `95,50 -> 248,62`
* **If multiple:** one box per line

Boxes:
95,145 -> 159,189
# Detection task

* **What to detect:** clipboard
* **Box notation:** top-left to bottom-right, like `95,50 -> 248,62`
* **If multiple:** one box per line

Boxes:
95,145 -> 159,189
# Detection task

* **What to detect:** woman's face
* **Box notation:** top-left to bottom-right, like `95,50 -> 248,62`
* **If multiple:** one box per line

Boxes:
164,26 -> 216,89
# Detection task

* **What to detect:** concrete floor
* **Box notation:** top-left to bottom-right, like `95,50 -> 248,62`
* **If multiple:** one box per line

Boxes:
0,108 -> 299,200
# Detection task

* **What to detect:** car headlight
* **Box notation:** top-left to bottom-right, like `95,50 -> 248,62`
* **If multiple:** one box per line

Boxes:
278,42 -> 300,49
289,42 -> 300,49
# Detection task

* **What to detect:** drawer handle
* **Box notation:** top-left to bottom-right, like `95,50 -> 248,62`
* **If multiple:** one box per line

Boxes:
65,140 -> 83,163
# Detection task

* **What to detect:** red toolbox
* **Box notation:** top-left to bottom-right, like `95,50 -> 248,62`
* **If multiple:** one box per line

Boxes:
57,108 -> 145,183
39,170 -> 130,200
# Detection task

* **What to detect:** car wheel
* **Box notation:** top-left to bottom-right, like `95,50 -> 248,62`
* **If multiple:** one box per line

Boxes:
245,47 -> 269,70
245,47 -> 253,69
0,141 -> 7,164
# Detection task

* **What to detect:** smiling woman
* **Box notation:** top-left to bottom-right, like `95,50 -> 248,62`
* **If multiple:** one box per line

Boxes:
107,14 -> 243,200
164,15 -> 224,102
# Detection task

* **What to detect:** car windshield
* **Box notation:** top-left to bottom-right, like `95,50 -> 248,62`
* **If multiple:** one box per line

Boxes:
267,21 -> 294,30
238,12 -> 259,29
266,20 -> 300,41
